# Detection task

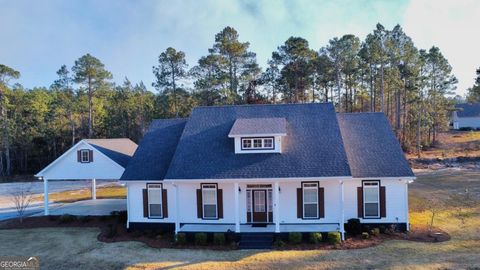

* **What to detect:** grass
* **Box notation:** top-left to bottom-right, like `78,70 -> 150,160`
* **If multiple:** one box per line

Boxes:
32,186 -> 126,203
0,170 -> 479,269
407,130 -> 480,160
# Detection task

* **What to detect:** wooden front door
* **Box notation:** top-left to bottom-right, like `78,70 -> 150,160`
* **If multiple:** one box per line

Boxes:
252,190 -> 268,223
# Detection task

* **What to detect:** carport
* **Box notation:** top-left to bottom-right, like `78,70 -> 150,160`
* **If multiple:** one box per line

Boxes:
35,139 -> 137,215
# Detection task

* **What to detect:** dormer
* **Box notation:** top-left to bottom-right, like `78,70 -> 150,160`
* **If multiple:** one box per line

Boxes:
228,117 -> 287,154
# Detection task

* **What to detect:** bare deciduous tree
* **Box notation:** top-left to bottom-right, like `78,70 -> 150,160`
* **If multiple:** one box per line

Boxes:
10,183 -> 33,223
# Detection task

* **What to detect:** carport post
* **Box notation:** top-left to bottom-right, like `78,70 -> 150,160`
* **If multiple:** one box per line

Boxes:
92,178 -> 97,200
43,178 -> 49,215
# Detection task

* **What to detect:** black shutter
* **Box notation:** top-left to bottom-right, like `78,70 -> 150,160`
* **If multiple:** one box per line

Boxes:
143,189 -> 148,217
297,188 -> 303,219
380,186 -> 386,217
77,150 -> 81,162
319,187 -> 325,218
217,189 -> 223,219
162,189 -> 168,218
88,150 -> 93,162
357,187 -> 363,218
196,189 -> 203,218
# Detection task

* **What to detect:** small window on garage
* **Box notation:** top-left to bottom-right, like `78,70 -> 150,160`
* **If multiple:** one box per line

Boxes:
80,149 -> 91,163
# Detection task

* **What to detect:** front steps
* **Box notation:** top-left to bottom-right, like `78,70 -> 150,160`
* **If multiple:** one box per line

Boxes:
239,233 -> 274,249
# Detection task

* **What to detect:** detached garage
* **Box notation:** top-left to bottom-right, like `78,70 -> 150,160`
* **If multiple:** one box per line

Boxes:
35,138 -> 137,215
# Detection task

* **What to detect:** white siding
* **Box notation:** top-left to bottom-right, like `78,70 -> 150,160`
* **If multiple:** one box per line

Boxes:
38,142 -> 125,180
127,178 -> 409,229
454,117 -> 480,129
127,182 -> 176,223
343,179 -> 408,223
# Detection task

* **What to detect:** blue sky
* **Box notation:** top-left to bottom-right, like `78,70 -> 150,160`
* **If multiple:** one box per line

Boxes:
1,0 -> 479,95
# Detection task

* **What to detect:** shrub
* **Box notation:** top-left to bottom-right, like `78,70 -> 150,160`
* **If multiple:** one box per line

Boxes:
327,232 -> 341,244
117,211 -> 128,224
131,230 -> 143,238
362,232 -> 369,239
345,218 -> 362,236
106,224 -> 117,238
213,233 -> 225,245
59,214 -> 77,223
79,215 -> 93,223
194,233 -> 208,245
288,232 -> 302,244
370,228 -> 380,237
273,239 -> 286,248
175,233 -> 187,244
309,232 -> 323,244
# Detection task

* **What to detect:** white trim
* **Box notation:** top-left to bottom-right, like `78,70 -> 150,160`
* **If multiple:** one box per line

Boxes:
363,181 -> 380,218
126,184 -> 130,229
241,137 -> 275,150
147,183 -> 163,218
302,182 -> 319,219
405,182 -> 410,231
166,176 -> 353,183
234,182 -> 240,232
274,181 -> 280,233
228,133 -> 287,138
43,178 -> 49,216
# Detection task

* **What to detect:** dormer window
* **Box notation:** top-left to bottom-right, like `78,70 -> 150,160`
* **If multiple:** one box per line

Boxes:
228,118 -> 287,154
242,137 -> 274,150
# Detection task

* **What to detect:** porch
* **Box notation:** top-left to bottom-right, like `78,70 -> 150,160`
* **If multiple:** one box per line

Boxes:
178,223 -> 341,233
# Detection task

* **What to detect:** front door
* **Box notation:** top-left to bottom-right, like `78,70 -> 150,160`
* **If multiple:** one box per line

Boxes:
252,190 -> 268,223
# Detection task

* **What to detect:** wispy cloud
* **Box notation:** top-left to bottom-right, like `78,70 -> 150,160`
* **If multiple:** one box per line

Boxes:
1,0 -> 476,95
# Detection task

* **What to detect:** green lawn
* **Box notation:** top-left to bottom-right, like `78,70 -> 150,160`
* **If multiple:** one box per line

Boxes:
0,170 -> 479,270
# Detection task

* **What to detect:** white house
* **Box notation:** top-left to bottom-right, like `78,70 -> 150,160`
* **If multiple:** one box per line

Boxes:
452,103 -> 480,130
35,138 -> 137,214
120,103 -> 414,246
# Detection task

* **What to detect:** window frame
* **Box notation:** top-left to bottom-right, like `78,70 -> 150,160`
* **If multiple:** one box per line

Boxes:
147,183 -> 163,219
80,149 -> 90,163
362,180 -> 380,219
241,137 -> 275,150
302,182 -> 319,219
201,183 -> 218,220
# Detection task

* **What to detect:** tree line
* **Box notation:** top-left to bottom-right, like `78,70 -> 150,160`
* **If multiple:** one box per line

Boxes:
0,23 -> 462,176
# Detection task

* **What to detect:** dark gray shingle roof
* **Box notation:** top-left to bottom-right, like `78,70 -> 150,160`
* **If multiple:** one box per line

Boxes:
120,119 -> 186,180
337,113 -> 414,178
229,117 -> 287,136
165,103 -> 352,179
455,103 -> 480,117
85,139 -> 137,168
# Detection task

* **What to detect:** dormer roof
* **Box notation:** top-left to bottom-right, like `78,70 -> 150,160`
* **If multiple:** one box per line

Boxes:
228,117 -> 287,137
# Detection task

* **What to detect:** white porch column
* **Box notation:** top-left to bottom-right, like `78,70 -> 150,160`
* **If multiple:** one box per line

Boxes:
405,181 -> 410,231
91,178 -> 97,200
274,181 -> 280,233
174,183 -> 180,234
234,182 -> 240,233
126,184 -> 130,229
43,178 -> 49,215
340,180 -> 345,241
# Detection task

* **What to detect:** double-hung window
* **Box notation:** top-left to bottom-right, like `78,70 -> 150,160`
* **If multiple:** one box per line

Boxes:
363,181 -> 380,218
80,149 -> 90,163
202,184 -> 217,219
303,183 -> 319,219
147,184 -> 163,218
241,137 -> 274,150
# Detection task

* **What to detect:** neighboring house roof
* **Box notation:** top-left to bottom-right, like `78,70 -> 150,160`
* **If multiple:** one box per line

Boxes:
120,119 -> 187,180
337,113 -> 414,178
165,103 -> 352,179
85,139 -> 138,167
228,117 -> 287,137
455,103 -> 480,118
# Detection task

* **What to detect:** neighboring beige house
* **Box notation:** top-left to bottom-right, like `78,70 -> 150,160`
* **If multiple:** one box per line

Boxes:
452,103 -> 480,130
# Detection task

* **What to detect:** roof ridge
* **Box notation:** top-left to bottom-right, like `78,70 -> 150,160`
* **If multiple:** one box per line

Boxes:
192,102 -> 334,110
